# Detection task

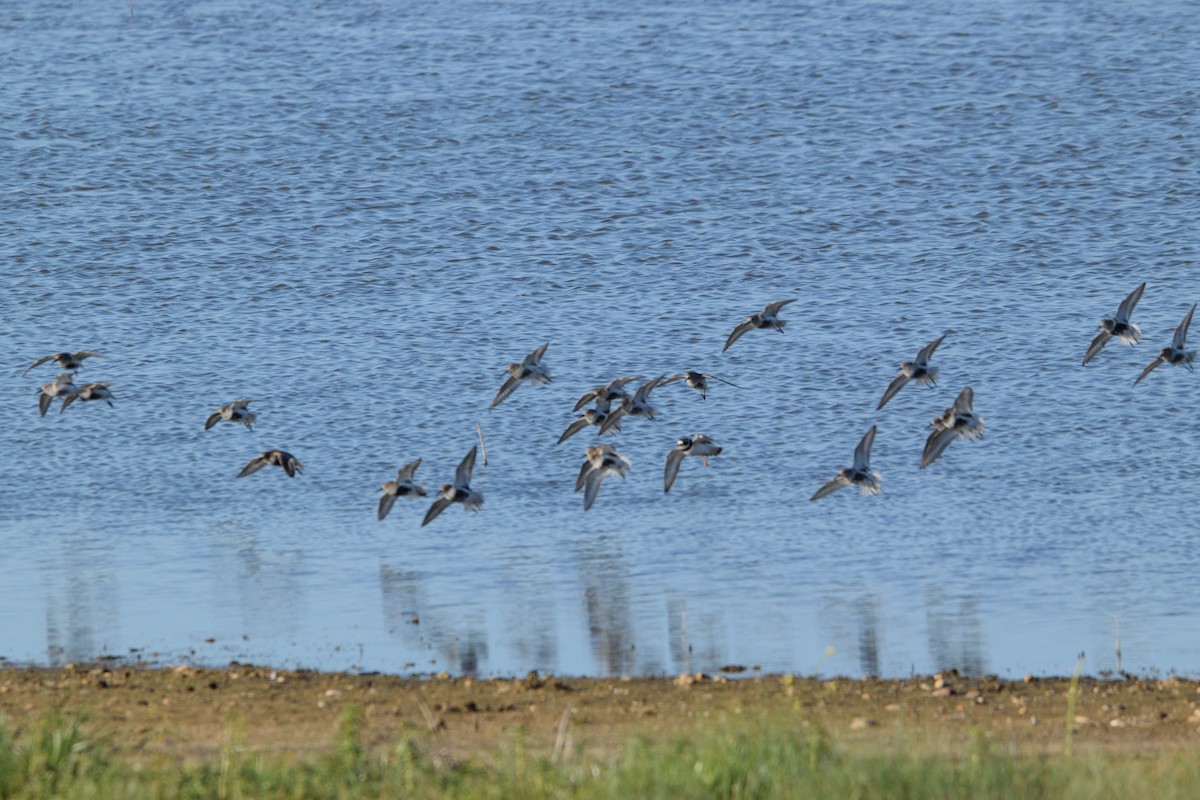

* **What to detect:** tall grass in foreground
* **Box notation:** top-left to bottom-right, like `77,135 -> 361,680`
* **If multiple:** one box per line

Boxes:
1,708 -> 1199,800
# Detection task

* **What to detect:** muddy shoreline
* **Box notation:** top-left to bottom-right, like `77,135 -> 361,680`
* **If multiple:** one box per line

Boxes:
2,664 -> 1198,762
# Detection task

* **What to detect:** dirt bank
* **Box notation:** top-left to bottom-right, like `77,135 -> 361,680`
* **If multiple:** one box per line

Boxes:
2,664 -> 1198,763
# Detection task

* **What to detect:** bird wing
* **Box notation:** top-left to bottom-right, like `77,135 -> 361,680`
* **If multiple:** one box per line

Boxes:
237,456 -> 268,478
378,492 -> 397,521
38,391 -> 52,417
853,425 -> 877,471
810,476 -> 847,501
575,459 -> 595,493
706,374 -> 744,389
558,417 -> 590,444
397,458 -> 422,480
1115,282 -> 1146,322
1082,330 -> 1112,365
421,497 -> 452,527
763,298 -> 798,316
953,387 -> 975,415
282,456 -> 301,477
1133,355 -> 1165,386
524,343 -> 549,366
597,406 -> 626,435
455,447 -> 477,486
915,334 -> 946,367
1174,305 -> 1196,350
660,374 -> 687,386
583,469 -> 608,510
920,427 -> 959,469
573,388 -> 600,412
663,449 -> 685,494
59,394 -> 77,413
205,411 -> 223,430
633,376 -> 664,402
74,350 -> 104,360
876,373 -> 910,410
723,319 -> 755,352
489,375 -> 522,409
23,355 -> 54,376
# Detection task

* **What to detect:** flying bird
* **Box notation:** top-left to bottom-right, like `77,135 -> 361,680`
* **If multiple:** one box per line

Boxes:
576,444 -> 631,511
811,425 -> 882,500
490,343 -> 551,409
663,434 -> 723,493
378,459 -> 428,521
73,382 -> 115,408
558,406 -> 619,444
573,376 -> 642,412
877,333 -> 949,410
422,446 -> 484,526
1083,282 -> 1146,365
1134,304 -> 1196,386
662,371 -> 743,400
24,350 -> 104,376
37,373 -> 78,416
598,376 -> 666,435
921,387 -> 984,469
205,399 -> 258,431
238,450 -> 303,478
723,299 -> 797,352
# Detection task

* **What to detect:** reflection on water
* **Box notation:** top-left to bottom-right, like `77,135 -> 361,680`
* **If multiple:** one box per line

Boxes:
926,590 -> 987,677
577,537 -> 636,676
43,532 -> 117,666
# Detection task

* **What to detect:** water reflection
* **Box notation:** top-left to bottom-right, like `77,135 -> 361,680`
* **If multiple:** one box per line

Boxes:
575,536 -> 636,676
378,562 -> 489,676
44,531 -> 116,666
925,590 -> 987,676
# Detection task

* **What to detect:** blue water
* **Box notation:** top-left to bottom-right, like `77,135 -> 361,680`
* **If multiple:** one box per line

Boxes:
1,0 -> 1198,679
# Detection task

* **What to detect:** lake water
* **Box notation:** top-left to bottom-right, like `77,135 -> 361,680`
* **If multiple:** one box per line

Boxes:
1,0 -> 1198,679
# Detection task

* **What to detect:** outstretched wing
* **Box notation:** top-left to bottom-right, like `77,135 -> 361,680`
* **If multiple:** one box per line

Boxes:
723,319 -> 755,352
237,456 -> 268,478
59,394 -> 77,413
633,376 -> 664,402
378,492 -> 398,521
205,411 -> 223,430
1115,282 -> 1146,322
663,449 -> 685,494
421,497 -> 452,527
810,476 -> 847,501
1174,305 -> 1196,350
575,459 -> 595,493
573,388 -> 600,412
523,342 -> 549,365
920,427 -> 958,469
1082,331 -> 1111,365
38,391 -> 53,417
706,374 -> 744,389
558,417 -> 590,444
597,406 -> 626,435
853,425 -> 877,471
876,373 -> 910,410
953,386 -> 974,415
763,298 -> 798,316
396,458 -> 422,480
23,355 -> 54,376
455,447 -> 477,486
1133,355 -> 1165,386
915,334 -> 946,367
583,469 -> 608,511
489,375 -> 522,409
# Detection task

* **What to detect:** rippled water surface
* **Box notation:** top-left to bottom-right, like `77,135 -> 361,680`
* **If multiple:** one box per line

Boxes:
2,0 -> 1198,678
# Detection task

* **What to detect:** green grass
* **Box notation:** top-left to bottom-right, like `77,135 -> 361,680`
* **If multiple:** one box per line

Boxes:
1,708 -> 1198,799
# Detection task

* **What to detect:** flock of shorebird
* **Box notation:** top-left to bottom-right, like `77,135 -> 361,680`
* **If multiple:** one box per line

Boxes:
26,284 -> 1193,522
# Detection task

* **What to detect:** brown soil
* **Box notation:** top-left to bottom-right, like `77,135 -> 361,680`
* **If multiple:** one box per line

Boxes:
2,664 -> 1199,763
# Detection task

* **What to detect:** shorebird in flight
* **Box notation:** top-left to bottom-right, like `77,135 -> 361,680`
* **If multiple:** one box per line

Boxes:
422,446 -> 484,526
576,444 -> 631,511
1083,282 -> 1146,365
238,450 -> 303,478
663,434 -> 722,493
490,343 -> 551,409
723,299 -> 797,352
921,387 -> 984,469
877,333 -> 950,410
24,350 -> 104,376
205,399 -> 258,431
1134,304 -> 1196,386
811,425 -> 882,501
378,459 -> 428,521
38,373 -> 79,416
662,371 -> 742,400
